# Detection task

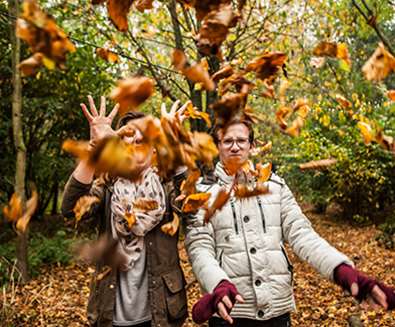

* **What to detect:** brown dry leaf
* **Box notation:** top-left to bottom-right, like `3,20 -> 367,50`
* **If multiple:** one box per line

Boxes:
387,90 -> 395,101
312,42 -> 351,66
3,193 -> 23,223
182,193 -> 211,213
177,169 -> 201,201
212,65 -> 234,82
96,266 -> 112,281
18,52 -> 43,76
132,198 -> 158,212
256,162 -> 272,183
96,47 -> 119,63
335,94 -> 352,108
204,188 -> 230,224
299,158 -> 337,170
357,121 -> 375,145
110,76 -> 155,115
189,132 -> 219,166
124,210 -> 137,229
250,141 -> 272,157
17,0 -> 75,69
246,52 -> 287,84
362,43 -> 395,81
197,3 -> 239,56
171,50 -> 215,91
161,212 -> 180,236
62,139 -> 90,161
234,182 -> 269,198
107,0 -> 134,32
15,189 -> 38,233
135,0 -> 153,11
376,129 -> 395,153
219,73 -> 254,95
73,195 -> 100,222
211,91 -> 247,125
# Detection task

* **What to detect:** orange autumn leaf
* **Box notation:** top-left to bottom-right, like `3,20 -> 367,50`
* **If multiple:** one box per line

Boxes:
96,47 -> 119,63
211,91 -> 247,125
73,195 -> 100,222
177,169 -> 201,201
107,0 -> 134,32
250,141 -> 272,157
184,102 -> 211,127
161,212 -> 180,236
312,42 -> 351,66
182,192 -> 211,213
132,198 -> 158,211
171,50 -> 215,91
387,90 -> 395,101
256,162 -> 272,183
362,43 -> 395,81
18,52 -> 43,76
204,188 -> 230,224
3,193 -> 23,223
124,210 -> 137,229
376,129 -> 395,153
275,106 -> 292,130
212,65 -> 234,82
286,116 -> 305,137
299,158 -> 337,170
335,94 -> 352,108
62,139 -> 91,161
15,189 -> 38,233
110,76 -> 155,115
357,121 -> 375,145
234,182 -> 269,198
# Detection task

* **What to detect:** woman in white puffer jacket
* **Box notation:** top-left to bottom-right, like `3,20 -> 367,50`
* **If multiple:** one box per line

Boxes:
184,120 -> 393,327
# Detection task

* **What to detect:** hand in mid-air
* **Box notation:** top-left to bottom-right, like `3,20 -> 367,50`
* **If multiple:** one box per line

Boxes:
80,95 -> 119,148
161,99 -> 191,124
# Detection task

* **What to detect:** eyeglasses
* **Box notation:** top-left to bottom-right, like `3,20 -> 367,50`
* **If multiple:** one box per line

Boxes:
221,137 -> 250,149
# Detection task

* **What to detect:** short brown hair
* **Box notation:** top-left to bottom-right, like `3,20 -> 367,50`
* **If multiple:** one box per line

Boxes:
116,111 -> 146,129
211,119 -> 255,145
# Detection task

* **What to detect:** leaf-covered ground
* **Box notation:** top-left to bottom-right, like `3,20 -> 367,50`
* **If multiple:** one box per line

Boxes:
2,209 -> 394,326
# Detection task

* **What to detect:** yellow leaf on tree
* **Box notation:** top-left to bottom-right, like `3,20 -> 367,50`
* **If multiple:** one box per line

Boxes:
357,121 -> 375,145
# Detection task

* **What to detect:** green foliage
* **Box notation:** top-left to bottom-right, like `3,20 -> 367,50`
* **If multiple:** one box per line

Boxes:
0,230 -> 74,286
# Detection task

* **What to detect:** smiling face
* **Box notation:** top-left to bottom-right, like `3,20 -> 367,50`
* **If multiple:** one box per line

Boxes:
217,123 -> 252,175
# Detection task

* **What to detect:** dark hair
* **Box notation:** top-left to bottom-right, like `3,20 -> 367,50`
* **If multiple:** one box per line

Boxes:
211,119 -> 255,145
116,111 -> 146,129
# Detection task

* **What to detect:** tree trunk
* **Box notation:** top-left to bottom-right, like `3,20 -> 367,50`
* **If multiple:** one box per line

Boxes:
51,180 -> 59,215
9,0 -> 29,283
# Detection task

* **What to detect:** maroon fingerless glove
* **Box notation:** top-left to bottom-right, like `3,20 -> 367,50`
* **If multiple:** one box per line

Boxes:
192,280 -> 239,324
334,263 -> 395,309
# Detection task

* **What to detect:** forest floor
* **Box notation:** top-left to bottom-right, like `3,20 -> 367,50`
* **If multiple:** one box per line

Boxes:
1,207 -> 395,326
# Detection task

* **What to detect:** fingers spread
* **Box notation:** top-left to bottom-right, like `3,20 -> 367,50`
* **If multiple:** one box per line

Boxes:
217,302 -> 233,324
88,95 -> 99,116
108,103 -> 119,122
80,103 -> 93,122
161,103 -> 167,117
99,96 -> 106,116
170,100 -> 181,115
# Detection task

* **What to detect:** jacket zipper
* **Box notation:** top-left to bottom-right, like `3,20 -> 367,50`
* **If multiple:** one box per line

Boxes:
230,201 -> 239,234
256,197 -> 266,233
281,245 -> 294,285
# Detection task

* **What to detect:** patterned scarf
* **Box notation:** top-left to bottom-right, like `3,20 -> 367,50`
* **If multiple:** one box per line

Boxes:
110,167 -> 166,271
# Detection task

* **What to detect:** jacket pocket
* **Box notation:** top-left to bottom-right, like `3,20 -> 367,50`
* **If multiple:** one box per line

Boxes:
162,268 -> 188,321
280,245 -> 294,285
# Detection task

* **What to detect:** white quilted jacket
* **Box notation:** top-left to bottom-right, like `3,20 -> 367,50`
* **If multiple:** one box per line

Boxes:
185,162 -> 353,321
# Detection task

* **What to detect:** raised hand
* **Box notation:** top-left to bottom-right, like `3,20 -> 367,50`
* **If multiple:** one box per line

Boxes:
80,95 -> 119,148
161,99 -> 191,124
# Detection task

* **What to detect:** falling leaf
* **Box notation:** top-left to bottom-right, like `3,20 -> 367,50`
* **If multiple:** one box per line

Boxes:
362,43 -> 395,81
96,47 -> 119,63
161,212 -> 180,236
211,91 -> 247,125
73,195 -> 100,222
132,198 -> 158,211
182,192 -> 211,213
250,141 -> 272,157
204,188 -> 230,224
387,90 -> 395,101
256,162 -> 272,183
276,106 -> 292,129
335,94 -> 352,108
234,182 -> 269,198
246,51 -> 287,84
124,210 -> 137,229
310,57 -> 326,68
212,65 -> 234,82
3,193 -> 23,223
299,158 -> 337,170
184,102 -> 211,127
110,76 -> 155,115
18,52 -> 43,76
312,41 -> 351,66
62,140 -> 91,161
197,3 -> 239,57
15,189 -> 39,233
171,50 -> 215,91
286,116 -> 305,137
135,0 -> 153,12
177,169 -> 201,201
219,73 -> 254,95
357,121 -> 375,145
107,0 -> 134,32
16,0 -> 76,69
376,129 -> 395,153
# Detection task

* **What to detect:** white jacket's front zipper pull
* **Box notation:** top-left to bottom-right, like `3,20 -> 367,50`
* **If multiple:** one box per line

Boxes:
257,197 -> 266,233
230,200 -> 239,234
